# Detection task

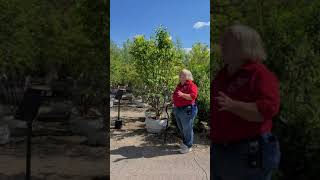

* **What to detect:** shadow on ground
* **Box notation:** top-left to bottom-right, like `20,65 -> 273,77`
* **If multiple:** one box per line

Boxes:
110,144 -> 180,162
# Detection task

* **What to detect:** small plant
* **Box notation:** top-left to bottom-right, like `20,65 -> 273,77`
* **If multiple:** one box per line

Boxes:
145,87 -> 171,119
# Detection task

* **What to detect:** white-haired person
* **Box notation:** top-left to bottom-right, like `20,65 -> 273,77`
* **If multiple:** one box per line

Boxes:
172,69 -> 198,154
211,24 -> 281,180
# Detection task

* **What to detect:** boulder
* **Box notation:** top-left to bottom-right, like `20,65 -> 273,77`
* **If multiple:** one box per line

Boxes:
0,104 -> 12,117
38,101 -> 72,120
136,102 -> 147,108
0,124 -> 10,145
87,130 -> 107,146
110,98 -> 114,108
1,116 -> 27,137
69,116 -> 104,136
122,93 -> 134,101
87,108 -> 102,117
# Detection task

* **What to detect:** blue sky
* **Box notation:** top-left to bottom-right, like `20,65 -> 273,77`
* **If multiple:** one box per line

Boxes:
111,0 -> 210,49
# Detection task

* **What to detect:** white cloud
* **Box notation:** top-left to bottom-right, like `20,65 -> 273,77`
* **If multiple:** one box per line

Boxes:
183,48 -> 192,52
193,21 -> 210,29
134,34 -> 144,39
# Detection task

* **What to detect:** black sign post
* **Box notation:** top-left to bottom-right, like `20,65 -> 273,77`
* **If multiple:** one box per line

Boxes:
115,89 -> 126,129
16,86 -> 48,180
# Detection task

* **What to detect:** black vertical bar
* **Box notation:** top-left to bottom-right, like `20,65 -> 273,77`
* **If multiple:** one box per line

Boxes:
18,88 -> 42,180
26,122 -> 32,180
117,98 -> 121,121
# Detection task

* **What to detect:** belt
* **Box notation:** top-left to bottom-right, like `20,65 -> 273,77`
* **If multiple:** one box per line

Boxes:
212,135 -> 265,148
175,103 -> 196,109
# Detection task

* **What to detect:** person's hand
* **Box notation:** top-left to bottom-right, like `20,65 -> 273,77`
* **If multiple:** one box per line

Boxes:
215,91 -> 235,111
177,90 -> 184,97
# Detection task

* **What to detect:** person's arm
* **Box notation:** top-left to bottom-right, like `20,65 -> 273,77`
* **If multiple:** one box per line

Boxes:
177,92 -> 193,100
216,92 -> 263,122
216,71 -> 280,122
177,83 -> 198,101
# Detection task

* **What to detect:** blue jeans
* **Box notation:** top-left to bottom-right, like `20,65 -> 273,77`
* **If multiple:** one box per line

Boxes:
173,104 -> 198,148
210,133 -> 281,180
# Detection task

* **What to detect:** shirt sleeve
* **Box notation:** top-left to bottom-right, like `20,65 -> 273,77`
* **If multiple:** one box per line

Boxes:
189,83 -> 198,100
172,86 -> 179,101
253,70 -> 280,121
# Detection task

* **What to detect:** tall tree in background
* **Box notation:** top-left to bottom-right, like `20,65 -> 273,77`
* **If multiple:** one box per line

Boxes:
186,43 -> 210,126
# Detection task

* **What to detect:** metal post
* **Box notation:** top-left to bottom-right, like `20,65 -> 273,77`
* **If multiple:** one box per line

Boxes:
26,121 -> 32,180
18,87 -> 44,180
118,97 -> 121,121
115,89 -> 125,129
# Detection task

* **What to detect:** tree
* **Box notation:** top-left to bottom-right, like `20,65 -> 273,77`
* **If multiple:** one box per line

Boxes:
130,26 -> 183,118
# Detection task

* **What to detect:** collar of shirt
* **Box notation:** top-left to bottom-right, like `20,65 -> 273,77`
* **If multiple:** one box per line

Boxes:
221,60 -> 259,79
178,80 -> 192,87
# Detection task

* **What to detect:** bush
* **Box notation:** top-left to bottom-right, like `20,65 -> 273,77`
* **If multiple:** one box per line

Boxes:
185,43 -> 210,129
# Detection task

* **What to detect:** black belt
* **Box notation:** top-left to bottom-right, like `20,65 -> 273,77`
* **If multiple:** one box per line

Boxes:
213,136 -> 263,148
176,103 -> 196,109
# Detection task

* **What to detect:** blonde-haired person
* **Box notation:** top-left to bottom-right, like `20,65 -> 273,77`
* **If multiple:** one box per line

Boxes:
172,69 -> 198,154
211,24 -> 280,180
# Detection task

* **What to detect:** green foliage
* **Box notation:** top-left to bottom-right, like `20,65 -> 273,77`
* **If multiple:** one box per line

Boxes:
185,43 -> 210,127
110,27 -> 210,124
213,0 -> 320,179
129,26 -> 184,117
0,0 -> 108,116
110,40 -> 138,87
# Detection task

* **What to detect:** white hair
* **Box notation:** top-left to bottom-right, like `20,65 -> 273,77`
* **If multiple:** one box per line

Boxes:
224,24 -> 267,61
180,69 -> 193,81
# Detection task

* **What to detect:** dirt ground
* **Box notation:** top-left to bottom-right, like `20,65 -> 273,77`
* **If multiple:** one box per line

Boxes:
110,105 -> 210,180
0,121 -> 108,180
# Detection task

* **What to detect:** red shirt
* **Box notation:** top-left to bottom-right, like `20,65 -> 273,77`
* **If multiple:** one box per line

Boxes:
173,80 -> 198,107
210,61 -> 280,143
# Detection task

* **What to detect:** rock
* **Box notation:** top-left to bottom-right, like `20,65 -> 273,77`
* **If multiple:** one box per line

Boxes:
71,107 -> 80,116
122,93 -> 134,101
0,104 -> 12,117
38,102 -> 72,120
136,102 -> 146,108
87,131 -> 107,146
133,98 -> 143,104
110,99 -> 114,108
110,88 -> 118,94
69,117 -> 88,135
0,124 -> 10,145
69,115 -> 106,146
69,116 -> 104,136
87,118 -> 104,129
88,108 -> 102,117
1,116 -> 27,137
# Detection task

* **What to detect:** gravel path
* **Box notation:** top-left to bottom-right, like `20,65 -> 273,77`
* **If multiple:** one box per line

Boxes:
110,105 -> 210,180
0,125 -> 108,179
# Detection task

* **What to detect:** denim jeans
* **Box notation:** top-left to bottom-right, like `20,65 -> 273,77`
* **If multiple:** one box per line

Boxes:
210,133 -> 281,180
173,104 -> 198,148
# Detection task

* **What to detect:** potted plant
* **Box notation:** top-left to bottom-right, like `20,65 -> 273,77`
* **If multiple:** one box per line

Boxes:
144,89 -> 172,133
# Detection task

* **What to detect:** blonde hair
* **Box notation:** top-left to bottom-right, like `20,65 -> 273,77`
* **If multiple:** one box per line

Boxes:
180,69 -> 193,81
224,24 -> 266,61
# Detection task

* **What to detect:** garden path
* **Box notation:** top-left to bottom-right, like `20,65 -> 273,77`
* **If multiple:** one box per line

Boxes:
110,105 -> 210,180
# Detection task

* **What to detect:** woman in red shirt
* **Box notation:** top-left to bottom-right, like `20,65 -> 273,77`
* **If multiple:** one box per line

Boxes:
172,69 -> 198,154
211,24 -> 281,180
